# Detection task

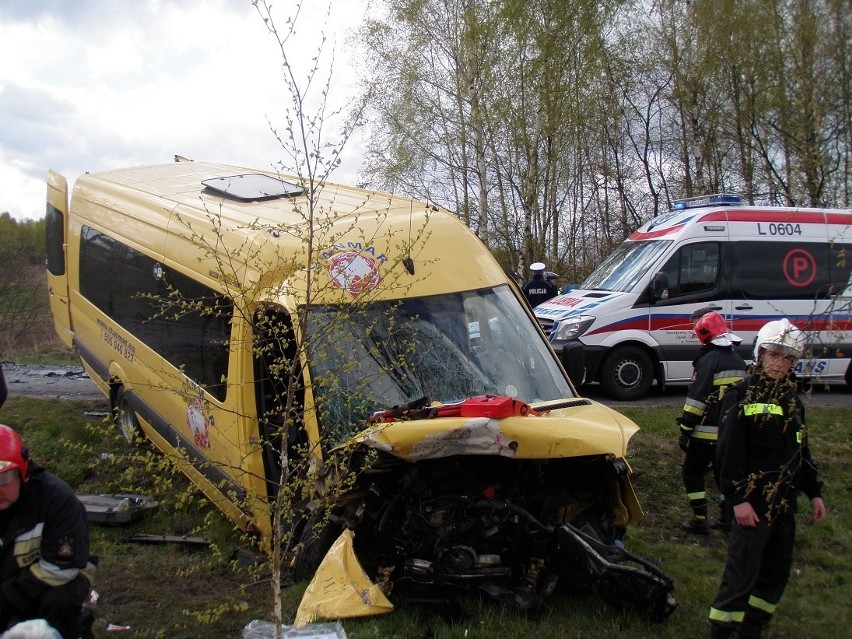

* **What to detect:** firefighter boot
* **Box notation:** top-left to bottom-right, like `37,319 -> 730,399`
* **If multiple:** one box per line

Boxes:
681,519 -> 711,534
709,623 -> 736,639
711,502 -> 730,532
681,501 -> 710,534
738,620 -> 767,639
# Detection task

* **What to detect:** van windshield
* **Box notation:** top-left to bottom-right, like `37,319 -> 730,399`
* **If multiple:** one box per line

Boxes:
307,285 -> 574,445
582,240 -> 672,292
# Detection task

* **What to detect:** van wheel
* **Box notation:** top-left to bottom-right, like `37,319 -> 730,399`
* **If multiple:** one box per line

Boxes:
291,508 -> 341,582
599,347 -> 654,401
113,386 -> 142,444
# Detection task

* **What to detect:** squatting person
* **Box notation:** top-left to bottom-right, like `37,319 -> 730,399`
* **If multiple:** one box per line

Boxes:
0,425 -> 94,638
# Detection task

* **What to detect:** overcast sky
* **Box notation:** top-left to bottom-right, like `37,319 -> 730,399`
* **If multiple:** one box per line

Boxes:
0,0 -> 369,221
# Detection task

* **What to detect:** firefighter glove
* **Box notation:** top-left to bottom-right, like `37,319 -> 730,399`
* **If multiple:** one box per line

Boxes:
678,432 -> 691,453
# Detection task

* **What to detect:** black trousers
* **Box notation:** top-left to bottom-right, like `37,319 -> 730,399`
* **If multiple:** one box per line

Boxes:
1,574 -> 89,639
681,440 -> 718,519
709,512 -> 796,632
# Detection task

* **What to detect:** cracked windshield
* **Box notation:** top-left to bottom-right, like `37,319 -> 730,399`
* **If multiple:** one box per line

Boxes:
309,285 -> 573,439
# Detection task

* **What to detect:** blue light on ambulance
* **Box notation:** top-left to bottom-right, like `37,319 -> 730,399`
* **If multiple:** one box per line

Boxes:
672,193 -> 742,210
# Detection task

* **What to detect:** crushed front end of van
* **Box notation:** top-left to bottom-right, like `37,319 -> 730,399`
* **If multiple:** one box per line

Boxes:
290,286 -> 676,622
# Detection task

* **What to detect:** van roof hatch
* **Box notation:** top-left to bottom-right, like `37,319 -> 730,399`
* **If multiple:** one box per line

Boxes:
202,173 -> 304,201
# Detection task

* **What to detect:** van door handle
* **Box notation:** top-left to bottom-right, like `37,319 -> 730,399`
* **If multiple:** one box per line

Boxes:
735,304 -> 753,310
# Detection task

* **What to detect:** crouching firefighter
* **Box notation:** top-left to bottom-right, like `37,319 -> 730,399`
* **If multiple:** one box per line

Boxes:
708,319 -> 827,639
678,311 -> 746,534
0,425 -> 96,639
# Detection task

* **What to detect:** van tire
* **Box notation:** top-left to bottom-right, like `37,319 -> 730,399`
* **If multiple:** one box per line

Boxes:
599,346 -> 654,401
113,386 -> 142,444
291,508 -> 341,582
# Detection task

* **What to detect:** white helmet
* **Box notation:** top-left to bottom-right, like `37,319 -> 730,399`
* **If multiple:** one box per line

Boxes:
753,318 -> 806,360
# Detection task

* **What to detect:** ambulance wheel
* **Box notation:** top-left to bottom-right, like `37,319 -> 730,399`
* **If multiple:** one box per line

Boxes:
113,386 -> 142,444
291,508 -> 341,582
599,346 -> 653,401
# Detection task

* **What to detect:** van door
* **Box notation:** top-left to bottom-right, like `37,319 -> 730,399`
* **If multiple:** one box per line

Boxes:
649,240 -> 728,383
46,171 -> 73,347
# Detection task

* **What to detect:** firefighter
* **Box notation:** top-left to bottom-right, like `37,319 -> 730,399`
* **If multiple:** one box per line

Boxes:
522,262 -> 557,308
708,319 -> 827,639
678,311 -> 746,534
0,425 -> 94,639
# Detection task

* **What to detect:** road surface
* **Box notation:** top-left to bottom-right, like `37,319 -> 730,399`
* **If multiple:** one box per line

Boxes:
2,363 -> 849,407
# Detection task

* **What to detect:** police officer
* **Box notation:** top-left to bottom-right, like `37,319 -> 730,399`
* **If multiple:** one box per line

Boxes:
678,311 -> 746,534
544,271 -> 558,290
708,319 -> 827,639
522,262 -> 557,308
0,425 -> 94,638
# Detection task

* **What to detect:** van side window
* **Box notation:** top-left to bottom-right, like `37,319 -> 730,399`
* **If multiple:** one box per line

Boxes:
45,203 -> 65,276
730,241 -> 845,300
829,242 -> 852,296
79,225 -> 232,401
659,242 -> 720,298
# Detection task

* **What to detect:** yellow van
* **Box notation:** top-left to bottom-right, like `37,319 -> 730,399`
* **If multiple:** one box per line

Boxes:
46,162 -> 674,617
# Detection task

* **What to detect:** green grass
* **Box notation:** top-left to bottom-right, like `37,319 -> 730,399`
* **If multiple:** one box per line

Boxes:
0,397 -> 848,638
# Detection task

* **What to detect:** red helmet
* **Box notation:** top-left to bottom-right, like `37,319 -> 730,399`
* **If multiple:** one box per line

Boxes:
0,425 -> 28,483
693,311 -> 728,345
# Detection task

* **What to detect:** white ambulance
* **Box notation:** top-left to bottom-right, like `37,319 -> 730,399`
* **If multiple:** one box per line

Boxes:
535,195 -> 852,400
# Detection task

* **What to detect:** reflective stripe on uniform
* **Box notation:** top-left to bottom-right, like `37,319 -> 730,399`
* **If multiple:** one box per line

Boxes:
31,559 -> 80,587
688,491 -> 706,501
683,397 -> 706,416
714,371 -> 746,385
693,424 -> 718,440
709,607 -> 745,623
747,594 -> 777,614
12,522 -> 43,569
743,403 -> 783,416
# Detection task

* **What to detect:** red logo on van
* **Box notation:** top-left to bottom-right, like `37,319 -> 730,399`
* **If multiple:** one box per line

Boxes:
328,251 -> 382,297
783,248 -> 817,287
187,397 -> 211,449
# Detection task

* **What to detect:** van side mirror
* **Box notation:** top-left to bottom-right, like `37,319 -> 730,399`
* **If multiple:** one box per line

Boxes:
649,272 -> 669,302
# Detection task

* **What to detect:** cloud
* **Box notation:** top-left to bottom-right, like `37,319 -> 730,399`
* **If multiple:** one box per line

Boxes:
0,0 -> 367,220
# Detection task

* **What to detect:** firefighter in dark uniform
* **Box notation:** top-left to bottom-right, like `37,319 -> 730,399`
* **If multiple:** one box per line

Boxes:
678,311 -> 746,534
521,262 -> 557,308
0,425 -> 95,639
708,319 -> 827,639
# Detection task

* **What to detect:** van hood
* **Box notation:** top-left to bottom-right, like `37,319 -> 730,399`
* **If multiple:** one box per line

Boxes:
534,289 -> 629,321
356,400 -> 638,462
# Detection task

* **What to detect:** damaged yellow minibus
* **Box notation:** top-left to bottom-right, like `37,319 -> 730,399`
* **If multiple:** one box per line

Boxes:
46,161 -> 675,618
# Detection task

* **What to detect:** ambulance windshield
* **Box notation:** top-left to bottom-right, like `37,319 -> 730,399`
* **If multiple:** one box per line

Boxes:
582,240 -> 672,292
307,285 -> 574,443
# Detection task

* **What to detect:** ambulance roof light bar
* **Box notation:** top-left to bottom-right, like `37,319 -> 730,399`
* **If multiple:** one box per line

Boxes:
672,193 -> 742,210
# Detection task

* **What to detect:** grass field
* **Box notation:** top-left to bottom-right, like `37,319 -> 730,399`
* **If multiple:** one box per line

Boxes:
0,395 -> 848,638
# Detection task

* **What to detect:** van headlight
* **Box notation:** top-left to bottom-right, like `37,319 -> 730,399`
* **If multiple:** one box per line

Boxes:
552,315 -> 595,341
